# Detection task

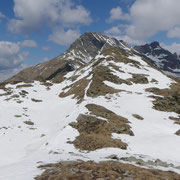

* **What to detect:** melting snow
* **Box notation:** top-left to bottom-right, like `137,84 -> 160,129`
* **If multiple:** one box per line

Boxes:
0,54 -> 179,180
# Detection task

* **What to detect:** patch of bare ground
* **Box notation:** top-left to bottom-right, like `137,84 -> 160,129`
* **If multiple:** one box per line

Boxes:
34,76 -> 46,82
103,48 -> 142,69
169,116 -> 180,125
35,161 -> 180,180
109,63 -> 125,73
175,129 -> 180,136
16,84 -> 33,88
59,65 -> 130,102
42,82 -> 53,87
59,52 -> 138,102
14,115 -> 22,118
0,82 -> 7,89
87,66 -> 131,98
59,77 -> 91,103
0,92 -> 12,97
132,114 -> 144,120
128,74 -> 149,84
23,121 -> 34,126
0,86 -> 13,97
31,98 -> 43,102
146,82 -> 180,114
19,90 -> 28,97
69,104 -> 133,151
50,73 -> 66,83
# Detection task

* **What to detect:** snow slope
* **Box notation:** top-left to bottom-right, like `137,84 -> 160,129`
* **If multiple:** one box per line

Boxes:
0,51 -> 180,179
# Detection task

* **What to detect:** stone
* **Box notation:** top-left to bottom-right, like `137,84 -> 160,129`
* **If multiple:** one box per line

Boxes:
175,129 -> 180,136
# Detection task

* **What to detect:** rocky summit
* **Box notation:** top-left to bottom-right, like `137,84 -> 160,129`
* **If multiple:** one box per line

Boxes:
0,32 -> 180,180
6,32 -> 130,83
134,42 -> 180,78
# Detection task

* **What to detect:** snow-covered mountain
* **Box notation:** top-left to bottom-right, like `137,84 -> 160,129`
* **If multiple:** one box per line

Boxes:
1,33 -> 180,179
134,42 -> 180,78
6,32 -> 131,83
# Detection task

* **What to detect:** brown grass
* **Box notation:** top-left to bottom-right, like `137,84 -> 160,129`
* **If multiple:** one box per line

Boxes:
16,84 -> 33,88
69,104 -> 133,151
23,121 -> 34,125
87,66 -> 130,98
35,161 -> 180,180
102,48 -> 142,69
146,82 -> 180,114
132,114 -> 144,120
59,77 -> 90,103
31,98 -> 43,102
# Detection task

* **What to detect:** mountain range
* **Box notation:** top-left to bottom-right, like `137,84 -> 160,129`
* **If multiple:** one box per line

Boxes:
6,32 -> 180,83
0,32 -> 180,180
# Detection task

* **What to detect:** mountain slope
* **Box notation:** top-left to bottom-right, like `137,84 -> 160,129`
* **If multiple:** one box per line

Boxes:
134,42 -> 180,78
0,36 -> 180,179
6,32 -> 131,83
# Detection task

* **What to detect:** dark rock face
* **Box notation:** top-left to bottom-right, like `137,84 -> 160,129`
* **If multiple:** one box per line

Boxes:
134,42 -> 180,78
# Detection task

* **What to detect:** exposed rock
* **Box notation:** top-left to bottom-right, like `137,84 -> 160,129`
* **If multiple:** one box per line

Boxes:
16,84 -> 33,88
23,121 -> 34,125
69,114 -> 128,151
147,83 -> 180,114
130,74 -> 149,84
59,77 -> 90,103
31,98 -> 43,102
175,129 -> 180,136
132,114 -> 144,120
106,155 -> 119,160
155,159 -> 168,167
169,116 -> 180,125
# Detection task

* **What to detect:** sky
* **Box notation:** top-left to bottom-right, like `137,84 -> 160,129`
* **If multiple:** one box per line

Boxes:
0,0 -> 180,81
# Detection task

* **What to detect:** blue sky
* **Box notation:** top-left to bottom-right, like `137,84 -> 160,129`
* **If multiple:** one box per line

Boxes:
0,0 -> 180,81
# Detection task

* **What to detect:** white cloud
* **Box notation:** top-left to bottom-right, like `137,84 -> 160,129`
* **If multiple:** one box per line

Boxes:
42,46 -> 51,51
112,34 -> 144,45
127,0 -> 180,39
0,39 -> 38,81
8,0 -> 92,42
0,41 -> 29,70
59,4 -> 92,26
167,26 -> 180,38
0,64 -> 27,82
107,0 -> 180,41
104,26 -> 121,35
117,35 -> 145,45
49,29 -> 80,46
43,57 -> 49,62
106,6 -> 130,23
19,40 -> 37,48
0,12 -> 5,21
104,25 -> 144,45
160,42 -> 180,55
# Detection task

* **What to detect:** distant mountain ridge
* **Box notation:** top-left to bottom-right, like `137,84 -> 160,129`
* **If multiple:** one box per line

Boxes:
134,42 -> 180,78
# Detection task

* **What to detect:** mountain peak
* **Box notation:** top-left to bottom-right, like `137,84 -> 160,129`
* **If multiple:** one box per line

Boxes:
61,32 -> 131,63
134,41 -> 180,78
150,41 -> 161,49
6,32 -> 131,82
